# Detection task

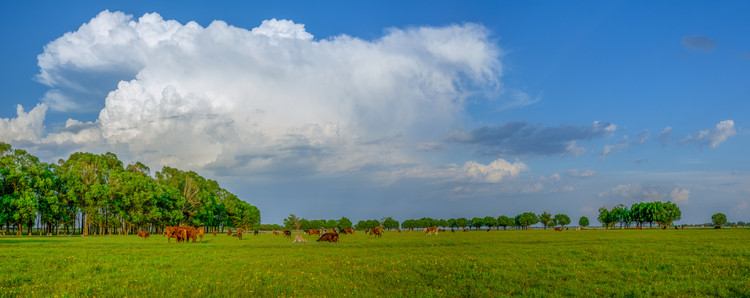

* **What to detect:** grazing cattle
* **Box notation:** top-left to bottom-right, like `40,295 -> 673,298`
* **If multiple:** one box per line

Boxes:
732,225 -> 738,228
451,229 -> 455,233
714,226 -> 721,229
487,228 -> 491,232
317,232 -> 339,243
574,227 -> 581,231
164,226 -> 181,243
272,231 -> 279,235
369,226 -> 383,238
463,228 -> 469,232
553,227 -> 562,231
233,234 -> 239,237
306,229 -> 320,236
293,235 -> 308,243
227,229 -> 233,236
196,227 -> 205,242
167,228 -> 187,243
345,229 -> 355,234
636,226 -> 642,230
213,231 -> 217,236
329,229 -> 336,234
283,230 -> 292,238
237,228 -> 244,240
254,230 -> 259,236
661,226 -> 666,230
424,227 -> 438,236
674,226 -> 678,230
397,228 -> 401,233
138,231 -> 150,240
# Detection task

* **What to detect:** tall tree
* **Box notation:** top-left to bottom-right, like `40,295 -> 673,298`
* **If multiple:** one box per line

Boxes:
579,216 -> 589,228
456,217 -> 468,229
284,214 -> 300,230
553,214 -> 571,229
539,212 -> 553,230
711,213 -> 727,226
497,216 -> 513,230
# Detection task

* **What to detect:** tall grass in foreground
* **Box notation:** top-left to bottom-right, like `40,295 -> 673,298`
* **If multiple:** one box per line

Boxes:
1,229 -> 749,297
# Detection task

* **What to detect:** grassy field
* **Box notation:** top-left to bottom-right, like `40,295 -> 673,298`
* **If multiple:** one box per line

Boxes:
1,228 -> 749,297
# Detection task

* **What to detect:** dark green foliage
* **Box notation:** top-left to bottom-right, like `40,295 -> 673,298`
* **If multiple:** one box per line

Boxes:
712,213 -> 727,226
0,142 -> 258,235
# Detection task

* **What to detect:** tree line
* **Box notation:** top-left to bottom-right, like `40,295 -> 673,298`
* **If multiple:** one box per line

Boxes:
597,202 -> 681,229
0,142 -> 260,236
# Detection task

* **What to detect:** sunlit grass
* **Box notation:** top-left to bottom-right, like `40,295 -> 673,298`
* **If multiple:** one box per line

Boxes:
1,228 -> 749,297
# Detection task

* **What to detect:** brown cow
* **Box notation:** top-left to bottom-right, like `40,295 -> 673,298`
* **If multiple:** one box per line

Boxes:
283,230 -> 292,238
397,228 -> 401,233
451,229 -> 455,233
227,229 -> 233,236
212,231 -> 217,236
424,227 -> 438,236
272,231 -> 279,235
308,229 -> 320,236
574,227 -> 581,231
233,233 -> 239,237
714,226 -> 721,229
553,227 -> 562,231
254,230 -> 259,236
165,226 -> 199,243
463,228 -> 469,232
237,228 -> 244,240
138,231 -> 150,240
196,227 -> 205,242
636,226 -> 642,230
369,226 -> 383,238
661,226 -> 667,230
168,228 -> 187,243
317,232 -> 339,243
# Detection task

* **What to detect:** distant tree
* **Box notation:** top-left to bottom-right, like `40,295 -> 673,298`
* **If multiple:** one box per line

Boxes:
299,218 -> 311,230
355,220 -> 367,231
497,216 -> 513,230
483,216 -> 497,230
337,217 -> 353,230
471,217 -> 483,230
579,216 -> 589,228
516,212 -> 539,229
381,217 -> 399,230
553,214 -> 571,229
539,212 -> 552,230
283,214 -> 300,230
711,213 -> 727,226
438,219 -> 448,229
366,219 -> 380,230
598,207 -> 612,229
657,202 -> 681,227
456,217 -> 468,229
447,218 -> 457,228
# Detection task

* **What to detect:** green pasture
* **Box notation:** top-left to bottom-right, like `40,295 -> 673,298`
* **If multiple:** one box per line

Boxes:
1,228 -> 749,297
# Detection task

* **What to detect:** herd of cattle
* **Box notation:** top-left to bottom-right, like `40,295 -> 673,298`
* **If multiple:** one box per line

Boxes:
138,223 -> 732,243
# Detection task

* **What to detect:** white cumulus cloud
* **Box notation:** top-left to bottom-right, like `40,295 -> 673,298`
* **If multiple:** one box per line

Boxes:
4,10 -> 510,179
669,188 -> 690,205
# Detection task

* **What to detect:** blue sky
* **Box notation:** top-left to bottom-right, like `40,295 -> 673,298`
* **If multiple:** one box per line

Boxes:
1,1 -> 748,225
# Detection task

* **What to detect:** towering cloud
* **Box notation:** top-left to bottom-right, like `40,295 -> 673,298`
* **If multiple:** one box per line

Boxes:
5,10 -> 513,179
